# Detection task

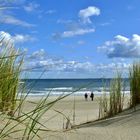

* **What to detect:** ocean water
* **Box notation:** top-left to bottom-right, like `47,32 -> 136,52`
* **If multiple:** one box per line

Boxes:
21,79 -> 130,96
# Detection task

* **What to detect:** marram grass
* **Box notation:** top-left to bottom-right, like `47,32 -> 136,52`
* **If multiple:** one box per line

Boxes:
99,73 -> 124,119
0,36 -> 89,139
0,37 -> 24,116
1,33 -> 140,139
129,62 -> 140,107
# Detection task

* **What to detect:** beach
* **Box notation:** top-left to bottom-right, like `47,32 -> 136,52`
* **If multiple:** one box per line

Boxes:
0,94 -> 140,140
1,0 -> 139,139
24,95 -> 100,130
17,94 -> 140,140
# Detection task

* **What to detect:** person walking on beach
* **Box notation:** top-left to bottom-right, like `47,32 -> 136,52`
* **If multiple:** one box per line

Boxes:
90,92 -> 94,101
84,93 -> 88,101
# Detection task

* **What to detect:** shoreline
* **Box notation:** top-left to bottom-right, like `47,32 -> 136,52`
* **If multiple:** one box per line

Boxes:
0,94 -> 136,140
19,90 -> 131,97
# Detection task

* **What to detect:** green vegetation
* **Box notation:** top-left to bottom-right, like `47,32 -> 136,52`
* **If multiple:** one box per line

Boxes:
0,36 -> 81,138
0,35 -> 87,138
0,93 -> 72,139
1,33 -> 140,139
0,37 -> 23,116
99,73 -> 124,119
99,63 -> 140,119
130,62 -> 140,107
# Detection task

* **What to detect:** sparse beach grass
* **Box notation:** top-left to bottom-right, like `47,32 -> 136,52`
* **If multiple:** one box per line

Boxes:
99,72 -> 125,119
0,37 -> 23,116
0,34 -> 140,140
130,62 -> 140,108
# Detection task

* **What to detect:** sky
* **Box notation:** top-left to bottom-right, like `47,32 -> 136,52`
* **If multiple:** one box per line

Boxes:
0,0 -> 140,78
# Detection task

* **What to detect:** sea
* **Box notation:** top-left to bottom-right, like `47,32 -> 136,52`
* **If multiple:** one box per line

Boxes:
20,79 -> 130,96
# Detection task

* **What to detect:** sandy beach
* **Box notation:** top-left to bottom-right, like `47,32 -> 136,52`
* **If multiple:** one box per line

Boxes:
24,95 -> 100,130
1,0 -> 140,139
0,94 -> 140,140
11,95 -> 138,140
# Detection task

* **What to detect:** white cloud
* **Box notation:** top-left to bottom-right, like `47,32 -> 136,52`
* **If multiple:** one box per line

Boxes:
0,1 -> 35,27
25,61 -> 130,78
28,49 -> 46,60
96,63 -> 130,71
98,34 -> 140,58
25,48 -> 131,78
26,49 -> 130,76
53,6 -> 100,39
0,0 -> 25,5
0,31 -> 13,46
13,34 -> 36,43
0,14 -> 35,27
52,28 -> 95,39
79,6 -> 100,24
62,28 -> 95,38
24,2 -> 40,12
0,31 -> 36,45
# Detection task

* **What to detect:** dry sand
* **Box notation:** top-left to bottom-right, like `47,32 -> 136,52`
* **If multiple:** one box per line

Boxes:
24,95 -> 100,130
1,95 -> 140,140
23,95 -> 140,140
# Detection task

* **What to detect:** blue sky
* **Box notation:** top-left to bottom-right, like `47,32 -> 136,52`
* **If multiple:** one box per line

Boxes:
0,0 -> 140,78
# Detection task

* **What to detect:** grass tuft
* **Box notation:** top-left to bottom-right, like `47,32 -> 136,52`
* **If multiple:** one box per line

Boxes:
99,72 -> 125,119
0,36 -> 24,116
129,62 -> 140,108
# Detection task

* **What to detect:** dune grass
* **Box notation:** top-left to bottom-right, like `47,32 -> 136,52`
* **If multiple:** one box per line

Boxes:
0,35 -> 92,139
0,36 -> 24,116
0,36 -> 87,139
99,63 -> 140,119
98,83 -> 108,119
1,31 -> 140,139
99,73 -> 125,119
129,62 -> 140,108
0,35 -> 56,139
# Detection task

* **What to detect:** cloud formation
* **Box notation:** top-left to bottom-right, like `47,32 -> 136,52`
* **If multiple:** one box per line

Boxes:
13,34 -> 36,43
98,34 -> 140,58
28,49 -> 46,60
62,28 -> 95,38
24,2 -> 40,12
0,14 -> 35,27
0,3 -> 35,28
26,49 -> 130,76
0,31 -> 36,44
53,6 -> 100,39
52,28 -> 95,39
79,6 -> 100,24
0,0 -> 25,5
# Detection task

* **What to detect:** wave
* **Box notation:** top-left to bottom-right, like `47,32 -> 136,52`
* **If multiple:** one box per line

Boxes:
19,90 -> 130,97
45,87 -> 73,91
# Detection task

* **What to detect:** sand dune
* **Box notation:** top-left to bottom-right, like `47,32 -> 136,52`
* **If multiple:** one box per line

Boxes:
45,106 -> 140,140
31,96 -> 140,140
1,96 -> 140,140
